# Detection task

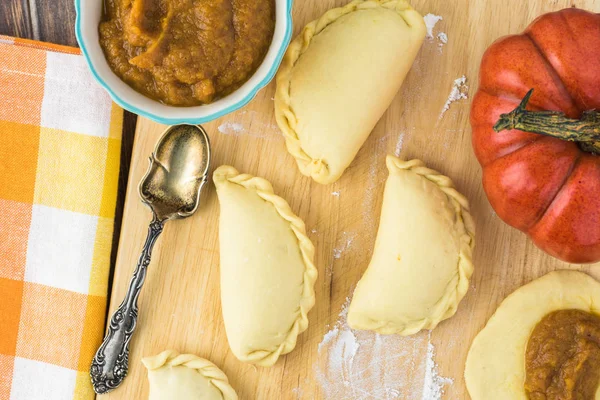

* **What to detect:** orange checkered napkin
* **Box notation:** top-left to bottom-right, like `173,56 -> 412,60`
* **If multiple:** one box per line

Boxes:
0,36 -> 122,400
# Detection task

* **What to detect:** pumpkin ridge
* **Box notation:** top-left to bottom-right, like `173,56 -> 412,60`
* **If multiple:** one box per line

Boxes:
524,31 -> 579,115
482,137 -> 579,231
476,35 -> 574,114
479,130 -> 541,167
557,10 -> 591,110
476,88 -> 522,111
477,85 -> 521,106
527,153 -> 582,232
476,71 -> 538,109
471,92 -> 546,167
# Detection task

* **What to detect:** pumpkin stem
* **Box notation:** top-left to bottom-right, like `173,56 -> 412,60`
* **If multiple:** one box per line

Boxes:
493,89 -> 600,155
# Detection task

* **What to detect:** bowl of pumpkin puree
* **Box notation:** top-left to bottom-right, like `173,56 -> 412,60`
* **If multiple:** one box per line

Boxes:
75,0 -> 293,124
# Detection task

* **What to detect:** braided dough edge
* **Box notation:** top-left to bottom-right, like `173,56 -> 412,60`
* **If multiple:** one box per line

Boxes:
274,0 -> 418,184
350,155 -> 475,335
213,165 -> 317,367
142,350 -> 237,400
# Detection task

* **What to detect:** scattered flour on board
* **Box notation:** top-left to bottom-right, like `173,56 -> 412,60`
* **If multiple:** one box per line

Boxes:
333,232 -> 355,260
332,191 -> 341,197
394,133 -> 405,157
439,76 -> 469,119
217,114 -> 280,139
291,386 -> 304,399
422,341 -> 454,399
218,122 -> 244,134
423,14 -> 448,49
328,232 -> 356,277
437,32 -> 448,44
314,298 -> 453,400
423,14 -> 443,39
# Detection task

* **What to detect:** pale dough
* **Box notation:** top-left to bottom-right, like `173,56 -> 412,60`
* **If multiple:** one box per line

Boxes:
142,350 -> 237,400
274,0 -> 426,184
465,270 -> 600,400
347,156 -> 475,335
213,166 -> 317,367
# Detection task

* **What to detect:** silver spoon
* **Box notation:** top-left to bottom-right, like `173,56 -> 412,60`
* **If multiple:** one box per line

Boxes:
90,124 -> 211,394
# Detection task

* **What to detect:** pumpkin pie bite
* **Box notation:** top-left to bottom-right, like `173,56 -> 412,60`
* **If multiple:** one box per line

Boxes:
465,270 -> 600,400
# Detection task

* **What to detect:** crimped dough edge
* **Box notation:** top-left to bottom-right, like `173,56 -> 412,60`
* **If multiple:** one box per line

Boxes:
350,156 -> 476,335
142,350 -> 238,400
213,165 -> 318,367
274,0 -> 418,184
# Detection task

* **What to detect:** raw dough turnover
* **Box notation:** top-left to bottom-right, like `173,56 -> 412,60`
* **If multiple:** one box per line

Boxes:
274,0 -> 426,184
142,350 -> 237,400
347,156 -> 475,335
213,166 -> 317,367
465,270 -> 600,400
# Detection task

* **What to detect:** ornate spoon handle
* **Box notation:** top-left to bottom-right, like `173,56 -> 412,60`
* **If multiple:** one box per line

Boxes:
90,216 -> 164,394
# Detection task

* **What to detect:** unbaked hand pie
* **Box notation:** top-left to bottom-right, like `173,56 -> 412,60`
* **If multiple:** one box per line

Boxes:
142,350 -> 237,400
274,0 -> 426,184
465,270 -> 600,400
213,166 -> 317,367
347,156 -> 475,335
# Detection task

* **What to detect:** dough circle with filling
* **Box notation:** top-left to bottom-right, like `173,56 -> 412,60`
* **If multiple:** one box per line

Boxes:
465,270 -> 600,399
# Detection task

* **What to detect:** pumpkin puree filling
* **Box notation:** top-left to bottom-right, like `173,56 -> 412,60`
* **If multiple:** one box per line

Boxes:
525,309 -> 600,400
99,0 -> 275,106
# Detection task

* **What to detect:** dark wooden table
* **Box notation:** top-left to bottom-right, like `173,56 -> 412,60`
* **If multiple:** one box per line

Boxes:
1,0 -> 136,302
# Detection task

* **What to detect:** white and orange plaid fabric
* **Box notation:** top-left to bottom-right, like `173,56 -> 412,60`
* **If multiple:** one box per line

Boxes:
0,36 -> 122,399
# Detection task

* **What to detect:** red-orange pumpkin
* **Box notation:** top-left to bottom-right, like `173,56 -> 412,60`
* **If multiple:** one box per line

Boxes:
471,8 -> 600,263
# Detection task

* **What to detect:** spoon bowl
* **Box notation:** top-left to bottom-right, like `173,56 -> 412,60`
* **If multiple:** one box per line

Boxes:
140,125 -> 211,220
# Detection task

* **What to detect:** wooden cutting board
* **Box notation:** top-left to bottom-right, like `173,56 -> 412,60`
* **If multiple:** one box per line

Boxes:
99,0 -> 600,399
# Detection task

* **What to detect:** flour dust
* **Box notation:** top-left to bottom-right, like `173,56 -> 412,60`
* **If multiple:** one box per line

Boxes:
423,13 -> 447,49
327,231 -> 357,277
394,133 -> 405,157
217,122 -> 244,135
424,14 -> 443,39
315,298 -> 453,400
217,110 -> 281,139
437,32 -> 448,45
439,76 -> 469,119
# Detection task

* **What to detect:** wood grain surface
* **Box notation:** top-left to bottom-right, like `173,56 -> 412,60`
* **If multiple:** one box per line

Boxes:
0,0 -> 79,46
99,0 -> 600,399
0,1 -> 34,40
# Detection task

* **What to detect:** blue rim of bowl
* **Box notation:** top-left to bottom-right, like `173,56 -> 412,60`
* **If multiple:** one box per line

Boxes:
74,0 -> 293,125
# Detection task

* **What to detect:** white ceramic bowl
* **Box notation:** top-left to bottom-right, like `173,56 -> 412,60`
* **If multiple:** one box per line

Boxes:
75,0 -> 292,124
